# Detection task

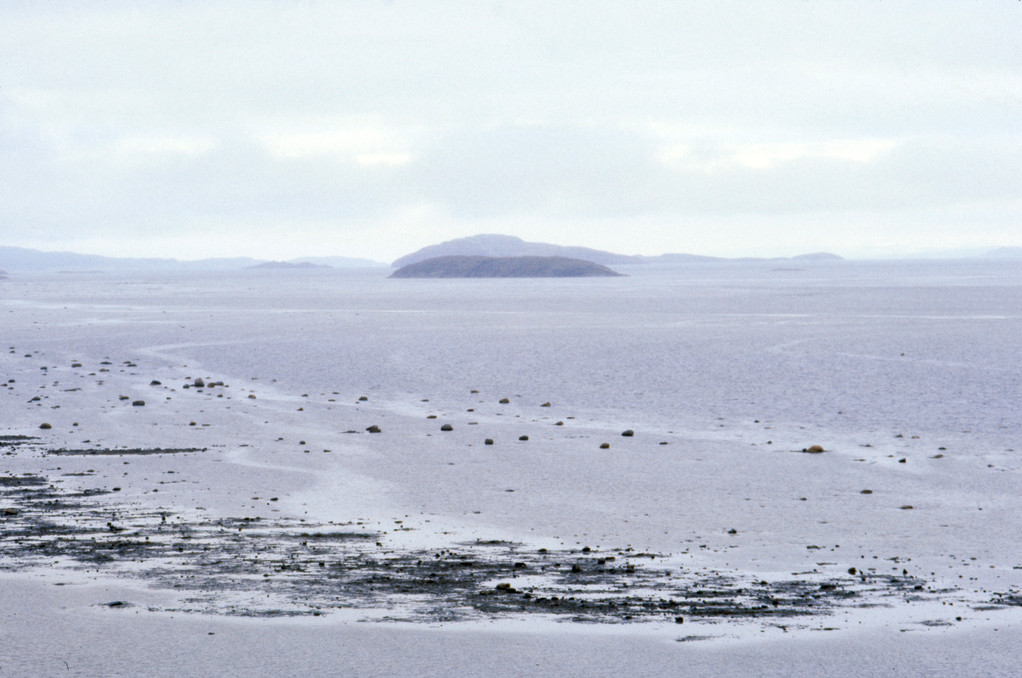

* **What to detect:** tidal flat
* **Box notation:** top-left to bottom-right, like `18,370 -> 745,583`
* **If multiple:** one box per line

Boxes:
2,261 -> 1021,675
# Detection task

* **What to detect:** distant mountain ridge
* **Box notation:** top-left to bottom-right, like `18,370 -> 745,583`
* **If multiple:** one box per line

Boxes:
392,234 -> 844,267
246,261 -> 332,270
0,246 -> 384,272
986,247 -> 1022,259
390,255 -> 623,278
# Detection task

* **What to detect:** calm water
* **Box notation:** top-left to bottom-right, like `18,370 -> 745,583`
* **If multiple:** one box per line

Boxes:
9,258 -> 1022,444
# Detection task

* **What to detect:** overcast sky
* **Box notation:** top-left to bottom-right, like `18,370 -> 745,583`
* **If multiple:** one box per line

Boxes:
2,1 -> 1020,262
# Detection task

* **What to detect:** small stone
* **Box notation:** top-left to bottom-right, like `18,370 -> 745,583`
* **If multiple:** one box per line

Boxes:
366,425 -> 382,433
621,429 -> 634,437
599,443 -> 610,449
675,616 -> 684,624
848,567 -> 857,575
804,445 -> 825,453
900,505 -> 914,510
518,435 -> 529,441
131,400 -> 145,407
248,394 -> 257,399
358,396 -> 368,401
860,489 -> 873,494
484,439 -> 494,445
898,458 -> 907,463
193,378 -> 205,388
440,424 -> 453,431
150,380 -> 162,386
499,398 -> 510,404
540,402 -> 551,407
39,423 -> 52,430
727,528 -> 738,535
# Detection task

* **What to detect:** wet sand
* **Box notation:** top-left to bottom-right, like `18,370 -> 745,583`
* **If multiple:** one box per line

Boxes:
3,576 -> 1021,677
2,267 -> 1021,675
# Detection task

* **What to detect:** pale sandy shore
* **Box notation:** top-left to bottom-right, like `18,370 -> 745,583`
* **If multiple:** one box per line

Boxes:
2,575 -> 1021,677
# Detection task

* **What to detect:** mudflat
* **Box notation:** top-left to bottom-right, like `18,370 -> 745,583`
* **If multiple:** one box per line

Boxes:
2,263 -> 1021,675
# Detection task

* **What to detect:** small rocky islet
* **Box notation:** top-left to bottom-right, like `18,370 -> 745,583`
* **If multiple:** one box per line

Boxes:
389,255 -> 622,279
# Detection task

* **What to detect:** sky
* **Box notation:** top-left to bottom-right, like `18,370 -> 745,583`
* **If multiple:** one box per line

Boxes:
1,1 -> 1020,263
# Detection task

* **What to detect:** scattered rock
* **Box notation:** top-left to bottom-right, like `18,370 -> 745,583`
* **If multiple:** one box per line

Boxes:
860,489 -> 873,494
499,398 -> 510,404
132,400 -> 145,407
803,445 -> 825,454
358,396 -> 368,401
440,424 -> 454,432
540,402 -> 551,407
621,429 -> 634,437
150,380 -> 162,386
599,443 -> 610,449
38,423 -> 52,430
366,425 -> 382,434
193,378 -> 205,388
484,438 -> 494,445
518,435 -> 529,441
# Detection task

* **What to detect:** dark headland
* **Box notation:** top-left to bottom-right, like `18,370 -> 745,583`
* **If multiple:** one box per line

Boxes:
389,255 -> 623,278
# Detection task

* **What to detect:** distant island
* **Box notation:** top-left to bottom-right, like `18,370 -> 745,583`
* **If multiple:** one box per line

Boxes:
0,246 -> 385,272
246,261 -> 332,270
390,255 -> 623,278
392,234 -> 844,268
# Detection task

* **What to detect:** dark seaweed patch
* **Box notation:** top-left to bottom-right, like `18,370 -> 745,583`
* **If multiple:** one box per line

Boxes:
47,448 -> 206,456
0,465 -> 946,626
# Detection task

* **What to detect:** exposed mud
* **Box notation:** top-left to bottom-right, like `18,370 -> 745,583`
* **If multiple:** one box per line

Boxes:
1,452 -> 989,628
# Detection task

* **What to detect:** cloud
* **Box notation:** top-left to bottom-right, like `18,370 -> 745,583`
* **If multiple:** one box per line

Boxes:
2,1 -> 1021,259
